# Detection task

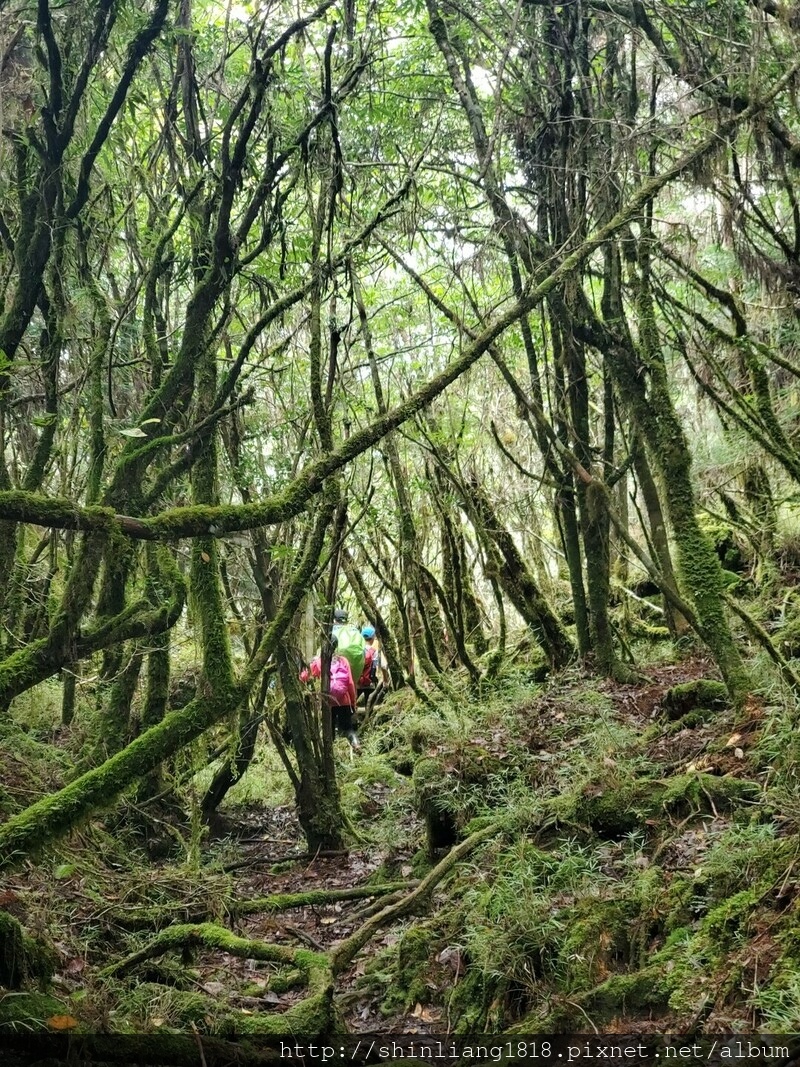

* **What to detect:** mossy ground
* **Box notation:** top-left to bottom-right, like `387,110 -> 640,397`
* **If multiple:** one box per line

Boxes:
3,645 -> 800,1036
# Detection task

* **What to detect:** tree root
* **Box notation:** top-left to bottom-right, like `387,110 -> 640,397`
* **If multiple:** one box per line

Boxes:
109,882 -> 414,929
510,964 -> 666,1033
101,923 -> 298,979
101,923 -> 335,1035
331,820 -> 503,974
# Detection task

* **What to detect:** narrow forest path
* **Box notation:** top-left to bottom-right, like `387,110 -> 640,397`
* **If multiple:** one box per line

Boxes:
2,649 -> 799,1048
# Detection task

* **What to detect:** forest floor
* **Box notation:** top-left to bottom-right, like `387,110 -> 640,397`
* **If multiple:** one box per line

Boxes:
3,638 -> 800,1048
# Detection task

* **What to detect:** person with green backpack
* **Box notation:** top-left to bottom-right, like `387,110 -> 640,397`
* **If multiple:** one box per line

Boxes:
331,608 -> 366,685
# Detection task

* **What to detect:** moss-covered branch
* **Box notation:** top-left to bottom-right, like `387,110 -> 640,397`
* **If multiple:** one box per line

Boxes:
102,923 -> 334,1035
110,882 -> 414,928
724,594 -> 800,693
101,922 -> 298,978
1,71 -> 792,541
469,478 -> 574,669
331,820 -> 503,974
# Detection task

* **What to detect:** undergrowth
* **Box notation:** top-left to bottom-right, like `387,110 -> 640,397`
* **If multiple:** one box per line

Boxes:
4,645 -> 800,1036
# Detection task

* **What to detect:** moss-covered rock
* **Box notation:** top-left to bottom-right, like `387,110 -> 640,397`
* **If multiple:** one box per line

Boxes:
556,772 -> 758,839
0,911 -> 57,990
412,746 -> 506,855
386,925 -> 437,1014
662,679 -> 729,720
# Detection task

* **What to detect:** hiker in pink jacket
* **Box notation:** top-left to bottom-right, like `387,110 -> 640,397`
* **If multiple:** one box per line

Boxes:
299,637 -> 361,751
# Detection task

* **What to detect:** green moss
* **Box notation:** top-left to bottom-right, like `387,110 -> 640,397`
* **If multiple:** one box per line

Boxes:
233,950 -> 333,1035
412,750 -> 503,854
702,886 -> 762,946
652,885 -> 765,1015
571,781 -> 645,836
558,899 -> 638,992
125,983 -> 214,1027
660,772 -> 758,814
0,910 -> 26,988
777,617 -> 800,658
0,911 -> 56,989
190,538 -> 234,697
511,965 -> 666,1033
625,618 -> 671,640
448,968 -> 493,1033
103,923 -> 299,978
0,676 -> 255,874
555,772 -> 758,839
0,992 -> 69,1033
764,919 -> 800,993
662,679 -> 728,719
380,924 -> 438,1015
667,707 -> 715,730
698,515 -> 745,571
588,967 -> 664,1013
262,968 -> 304,993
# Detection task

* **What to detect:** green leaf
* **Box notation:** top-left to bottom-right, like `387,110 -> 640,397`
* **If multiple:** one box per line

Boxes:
119,427 -> 149,438
54,863 -> 76,879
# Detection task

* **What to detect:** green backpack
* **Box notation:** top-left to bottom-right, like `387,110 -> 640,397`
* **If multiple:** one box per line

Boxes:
333,624 -> 366,682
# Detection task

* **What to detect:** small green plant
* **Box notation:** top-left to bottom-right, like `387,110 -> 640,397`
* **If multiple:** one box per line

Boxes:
755,975 -> 800,1031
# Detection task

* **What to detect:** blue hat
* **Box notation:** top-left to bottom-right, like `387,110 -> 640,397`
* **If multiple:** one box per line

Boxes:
362,625 -> 376,639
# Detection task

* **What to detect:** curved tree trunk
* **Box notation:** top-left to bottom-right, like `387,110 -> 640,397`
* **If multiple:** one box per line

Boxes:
468,478 -> 574,670
596,242 -> 750,706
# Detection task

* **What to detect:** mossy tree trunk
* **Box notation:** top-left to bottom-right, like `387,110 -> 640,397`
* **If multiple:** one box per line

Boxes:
136,633 -> 171,802
468,477 -> 574,670
594,238 -> 751,706
431,456 -> 489,660
559,309 -> 620,676
0,497 -> 329,871
742,461 -> 778,583
631,437 -> 690,637
61,666 -> 77,727
277,643 -> 344,852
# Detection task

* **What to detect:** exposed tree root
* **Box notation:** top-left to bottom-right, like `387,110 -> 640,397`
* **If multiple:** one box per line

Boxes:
511,964 -> 666,1033
102,923 -> 334,1035
84,831 -> 502,1042
101,923 -> 299,979
109,882 -> 415,929
331,820 -> 504,974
